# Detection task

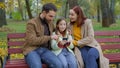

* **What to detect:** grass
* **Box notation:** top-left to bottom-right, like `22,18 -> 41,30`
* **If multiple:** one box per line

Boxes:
0,20 -> 26,40
0,19 -> 120,40
6,19 -> 26,32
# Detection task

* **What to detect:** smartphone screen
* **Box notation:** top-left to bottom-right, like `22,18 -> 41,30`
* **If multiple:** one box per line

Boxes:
63,38 -> 68,40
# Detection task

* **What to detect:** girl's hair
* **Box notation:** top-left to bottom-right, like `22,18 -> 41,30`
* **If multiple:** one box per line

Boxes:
70,6 -> 86,26
55,18 -> 67,36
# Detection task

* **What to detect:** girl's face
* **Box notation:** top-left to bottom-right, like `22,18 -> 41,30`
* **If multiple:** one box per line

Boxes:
58,20 -> 67,32
69,9 -> 77,22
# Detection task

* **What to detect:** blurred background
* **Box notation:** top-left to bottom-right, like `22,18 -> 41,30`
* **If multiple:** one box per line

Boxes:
0,0 -> 120,68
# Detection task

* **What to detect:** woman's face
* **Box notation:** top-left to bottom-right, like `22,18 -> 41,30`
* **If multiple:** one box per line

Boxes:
58,20 -> 67,32
69,9 -> 77,22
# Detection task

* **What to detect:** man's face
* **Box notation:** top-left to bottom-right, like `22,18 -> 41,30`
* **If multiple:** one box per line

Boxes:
44,10 -> 56,23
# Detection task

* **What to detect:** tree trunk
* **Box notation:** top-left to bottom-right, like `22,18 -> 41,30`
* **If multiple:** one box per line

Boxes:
18,0 -> 24,20
0,0 -> 7,27
100,0 -> 110,27
67,0 -> 78,9
109,0 -> 116,24
25,0 -> 33,19
97,4 -> 100,22
64,1 -> 68,18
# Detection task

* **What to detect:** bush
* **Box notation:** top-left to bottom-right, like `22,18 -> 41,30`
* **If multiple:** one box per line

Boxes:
12,12 -> 22,20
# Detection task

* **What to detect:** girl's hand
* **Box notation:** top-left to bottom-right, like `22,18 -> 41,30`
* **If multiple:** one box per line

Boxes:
59,40 -> 67,45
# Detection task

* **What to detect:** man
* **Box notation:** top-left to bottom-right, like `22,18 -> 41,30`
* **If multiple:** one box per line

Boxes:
23,3 -> 62,68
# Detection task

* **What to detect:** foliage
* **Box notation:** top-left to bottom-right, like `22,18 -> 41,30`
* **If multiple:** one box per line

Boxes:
0,26 -> 16,32
41,0 -> 63,8
0,2 -> 5,9
115,1 -> 120,15
0,48 -> 7,59
5,0 -> 14,13
12,11 -> 22,20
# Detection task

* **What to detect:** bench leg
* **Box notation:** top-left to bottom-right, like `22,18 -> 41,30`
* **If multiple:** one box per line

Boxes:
0,57 -> 3,68
116,63 -> 119,68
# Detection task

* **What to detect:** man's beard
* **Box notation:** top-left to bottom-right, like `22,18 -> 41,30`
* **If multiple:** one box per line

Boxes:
43,17 -> 52,23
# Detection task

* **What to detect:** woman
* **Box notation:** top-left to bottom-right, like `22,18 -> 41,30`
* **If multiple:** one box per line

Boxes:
51,18 -> 77,68
68,6 -> 109,68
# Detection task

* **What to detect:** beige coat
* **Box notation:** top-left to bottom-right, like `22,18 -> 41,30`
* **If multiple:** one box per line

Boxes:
69,19 -> 109,68
23,16 -> 54,55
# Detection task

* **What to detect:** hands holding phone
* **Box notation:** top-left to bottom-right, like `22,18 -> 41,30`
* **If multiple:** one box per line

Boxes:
58,38 -> 70,47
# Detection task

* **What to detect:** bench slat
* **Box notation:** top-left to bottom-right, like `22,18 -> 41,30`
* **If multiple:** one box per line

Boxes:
8,41 -> 25,46
101,44 -> 120,50
104,53 -> 120,63
95,31 -> 120,36
7,33 -> 25,39
96,38 -> 120,43
8,48 -> 22,54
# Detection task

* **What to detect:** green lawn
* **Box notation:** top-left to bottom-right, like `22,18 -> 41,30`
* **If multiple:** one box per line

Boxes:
93,20 -> 120,31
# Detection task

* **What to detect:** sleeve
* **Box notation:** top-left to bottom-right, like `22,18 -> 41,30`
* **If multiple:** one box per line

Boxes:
25,21 -> 51,46
51,33 -> 63,50
77,19 -> 95,46
67,35 -> 74,49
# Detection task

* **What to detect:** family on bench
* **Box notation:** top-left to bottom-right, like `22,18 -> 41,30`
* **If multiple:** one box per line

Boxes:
22,3 -> 109,68
3,3 -> 110,68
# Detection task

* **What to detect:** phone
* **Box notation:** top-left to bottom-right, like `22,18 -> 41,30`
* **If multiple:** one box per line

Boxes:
63,38 -> 68,40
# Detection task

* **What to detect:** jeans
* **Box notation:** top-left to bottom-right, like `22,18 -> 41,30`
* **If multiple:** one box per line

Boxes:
57,48 -> 77,68
79,46 -> 99,68
25,47 -> 63,68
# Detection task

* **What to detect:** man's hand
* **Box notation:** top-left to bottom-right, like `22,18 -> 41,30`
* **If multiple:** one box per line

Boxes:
59,40 -> 67,45
51,35 -> 59,40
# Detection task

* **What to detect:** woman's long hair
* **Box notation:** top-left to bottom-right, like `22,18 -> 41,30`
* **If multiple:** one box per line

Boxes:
70,6 -> 86,26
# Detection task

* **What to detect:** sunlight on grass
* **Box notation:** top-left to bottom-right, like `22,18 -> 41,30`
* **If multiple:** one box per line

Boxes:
6,20 -> 26,33
93,19 -> 120,31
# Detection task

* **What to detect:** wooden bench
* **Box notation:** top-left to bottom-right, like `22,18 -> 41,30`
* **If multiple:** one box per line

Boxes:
95,30 -> 120,68
2,33 -> 48,68
2,30 -> 120,68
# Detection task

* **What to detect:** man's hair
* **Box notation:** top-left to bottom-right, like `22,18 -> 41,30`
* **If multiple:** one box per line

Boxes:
42,3 -> 57,13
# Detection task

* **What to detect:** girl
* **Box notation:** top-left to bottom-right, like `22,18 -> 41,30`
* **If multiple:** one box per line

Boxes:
51,18 -> 77,68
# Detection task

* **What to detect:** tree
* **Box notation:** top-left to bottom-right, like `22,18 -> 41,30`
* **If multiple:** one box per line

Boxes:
7,0 -> 14,19
100,0 -> 116,27
0,0 -> 7,27
25,0 -> 33,19
100,0 -> 110,27
67,0 -> 78,9
109,0 -> 116,24
18,0 -> 24,20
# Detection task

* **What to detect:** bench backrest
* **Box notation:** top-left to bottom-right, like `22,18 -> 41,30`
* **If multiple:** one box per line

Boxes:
7,31 -> 120,58
7,33 -> 26,59
94,30 -> 120,50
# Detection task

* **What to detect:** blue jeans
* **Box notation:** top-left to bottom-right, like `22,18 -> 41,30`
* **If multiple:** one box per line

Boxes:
25,47 -> 63,68
79,46 -> 99,68
57,48 -> 77,68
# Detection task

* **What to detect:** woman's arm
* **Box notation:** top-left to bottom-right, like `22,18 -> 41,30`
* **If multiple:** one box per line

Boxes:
77,19 -> 95,46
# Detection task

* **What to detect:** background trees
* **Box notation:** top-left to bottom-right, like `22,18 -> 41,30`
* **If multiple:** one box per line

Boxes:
1,0 -> 120,27
0,0 -> 7,27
